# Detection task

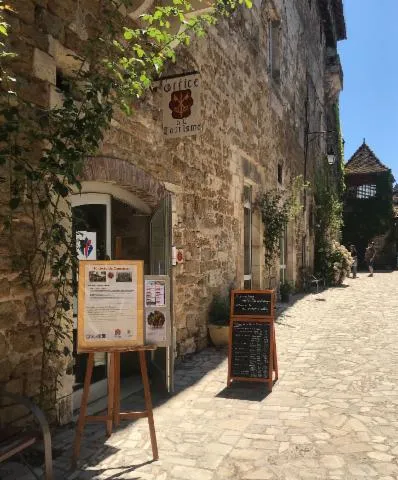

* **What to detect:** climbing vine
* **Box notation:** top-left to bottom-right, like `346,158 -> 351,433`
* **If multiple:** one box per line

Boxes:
314,160 -> 344,278
334,102 -> 345,197
0,0 -> 250,412
257,176 -> 307,286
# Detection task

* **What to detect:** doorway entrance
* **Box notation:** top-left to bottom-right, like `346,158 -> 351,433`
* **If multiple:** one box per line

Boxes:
71,187 -> 172,410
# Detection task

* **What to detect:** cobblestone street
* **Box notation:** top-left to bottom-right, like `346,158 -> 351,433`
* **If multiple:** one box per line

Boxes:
3,271 -> 398,480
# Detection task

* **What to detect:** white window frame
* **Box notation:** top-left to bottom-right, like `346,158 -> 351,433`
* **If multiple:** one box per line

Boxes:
279,226 -> 287,283
243,186 -> 252,287
71,193 -> 112,259
268,19 -> 281,82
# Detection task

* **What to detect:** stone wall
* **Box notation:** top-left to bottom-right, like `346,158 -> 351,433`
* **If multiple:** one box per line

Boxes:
0,0 -> 344,423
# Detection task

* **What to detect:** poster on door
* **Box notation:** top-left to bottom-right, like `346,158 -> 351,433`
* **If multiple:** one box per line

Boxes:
144,276 -> 170,347
76,231 -> 97,260
77,260 -> 144,351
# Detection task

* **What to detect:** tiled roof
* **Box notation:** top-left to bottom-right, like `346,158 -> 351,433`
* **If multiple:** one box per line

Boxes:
345,142 -> 390,176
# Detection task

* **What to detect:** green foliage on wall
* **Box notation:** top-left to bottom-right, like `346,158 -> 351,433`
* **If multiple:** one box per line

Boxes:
257,176 -> 307,284
342,171 -> 395,265
313,158 -> 344,279
334,102 -> 345,197
312,101 -> 345,281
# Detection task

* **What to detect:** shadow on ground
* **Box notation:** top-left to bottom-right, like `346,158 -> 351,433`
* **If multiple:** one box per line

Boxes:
73,459 -> 156,480
216,382 -> 271,402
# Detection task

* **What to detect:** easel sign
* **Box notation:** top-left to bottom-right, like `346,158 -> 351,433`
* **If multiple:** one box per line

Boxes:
77,260 -> 144,351
231,289 -> 274,318
144,275 -> 171,347
227,289 -> 278,391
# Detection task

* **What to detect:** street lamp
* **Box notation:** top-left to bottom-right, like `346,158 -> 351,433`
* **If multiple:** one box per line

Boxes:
306,131 -> 337,165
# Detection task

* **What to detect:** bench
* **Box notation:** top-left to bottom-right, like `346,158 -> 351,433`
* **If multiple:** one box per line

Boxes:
0,391 -> 53,479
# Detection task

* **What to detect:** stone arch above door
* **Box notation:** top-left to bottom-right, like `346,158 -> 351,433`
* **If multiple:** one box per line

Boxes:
82,156 -> 166,210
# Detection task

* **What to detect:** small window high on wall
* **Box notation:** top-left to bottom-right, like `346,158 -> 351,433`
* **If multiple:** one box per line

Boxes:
268,20 -> 281,83
243,185 -> 252,289
356,184 -> 376,199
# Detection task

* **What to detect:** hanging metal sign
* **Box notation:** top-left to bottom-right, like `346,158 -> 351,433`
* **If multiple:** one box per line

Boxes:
162,73 -> 201,138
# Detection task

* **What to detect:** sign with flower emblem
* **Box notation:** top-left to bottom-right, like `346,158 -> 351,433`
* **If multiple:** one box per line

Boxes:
162,73 -> 201,138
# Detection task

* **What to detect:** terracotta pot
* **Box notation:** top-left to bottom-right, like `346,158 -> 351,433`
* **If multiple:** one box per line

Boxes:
208,325 -> 229,346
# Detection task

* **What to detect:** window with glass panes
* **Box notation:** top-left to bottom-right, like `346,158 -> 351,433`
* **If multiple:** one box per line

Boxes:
356,184 -> 376,199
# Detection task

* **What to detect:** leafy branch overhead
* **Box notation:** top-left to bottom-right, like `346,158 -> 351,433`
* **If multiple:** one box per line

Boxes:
0,0 -> 250,411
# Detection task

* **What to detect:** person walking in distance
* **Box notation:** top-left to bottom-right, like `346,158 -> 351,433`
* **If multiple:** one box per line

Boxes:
350,245 -> 358,278
365,241 -> 376,277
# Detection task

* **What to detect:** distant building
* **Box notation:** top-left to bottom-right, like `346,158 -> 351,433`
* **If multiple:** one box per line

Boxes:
343,142 -> 395,269
393,184 -> 398,267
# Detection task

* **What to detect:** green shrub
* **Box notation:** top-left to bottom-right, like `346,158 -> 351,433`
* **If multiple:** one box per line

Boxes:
208,294 -> 230,326
279,281 -> 294,297
324,241 -> 353,285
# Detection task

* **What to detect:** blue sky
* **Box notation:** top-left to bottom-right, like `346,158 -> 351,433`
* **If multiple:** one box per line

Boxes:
339,0 -> 398,183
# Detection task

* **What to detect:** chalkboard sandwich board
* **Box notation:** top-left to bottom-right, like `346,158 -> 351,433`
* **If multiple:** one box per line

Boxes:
231,290 -> 274,318
231,321 -> 271,379
228,318 -> 274,389
228,289 -> 277,391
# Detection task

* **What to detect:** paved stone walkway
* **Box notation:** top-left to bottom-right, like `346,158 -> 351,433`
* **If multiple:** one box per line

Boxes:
2,271 -> 398,479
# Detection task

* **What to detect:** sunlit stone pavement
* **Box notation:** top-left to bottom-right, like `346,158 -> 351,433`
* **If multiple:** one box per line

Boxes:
2,271 -> 398,479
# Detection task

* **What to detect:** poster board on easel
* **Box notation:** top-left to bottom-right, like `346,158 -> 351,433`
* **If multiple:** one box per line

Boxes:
77,260 -> 144,352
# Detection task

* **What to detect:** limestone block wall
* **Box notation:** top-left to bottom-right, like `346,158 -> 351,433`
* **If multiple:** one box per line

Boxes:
0,0 -> 341,422
98,0 -> 330,353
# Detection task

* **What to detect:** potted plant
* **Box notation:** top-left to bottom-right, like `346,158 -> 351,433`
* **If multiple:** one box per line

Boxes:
279,280 -> 294,303
208,293 -> 230,346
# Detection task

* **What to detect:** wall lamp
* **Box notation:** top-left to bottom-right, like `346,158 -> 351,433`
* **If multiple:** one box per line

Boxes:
327,154 -> 336,165
306,130 -> 337,166
327,148 -> 336,165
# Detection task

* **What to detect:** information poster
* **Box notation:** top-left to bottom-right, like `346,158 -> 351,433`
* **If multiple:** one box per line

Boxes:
77,260 -> 144,351
144,276 -> 170,346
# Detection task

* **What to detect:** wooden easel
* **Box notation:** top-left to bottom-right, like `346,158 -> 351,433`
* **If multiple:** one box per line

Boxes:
72,345 -> 158,468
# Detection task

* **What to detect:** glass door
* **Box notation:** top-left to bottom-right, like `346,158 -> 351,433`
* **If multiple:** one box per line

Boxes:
149,194 -> 173,392
71,193 -> 111,405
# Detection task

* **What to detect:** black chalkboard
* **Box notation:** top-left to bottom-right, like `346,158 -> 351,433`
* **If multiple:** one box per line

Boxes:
231,322 -> 271,379
233,292 -> 272,317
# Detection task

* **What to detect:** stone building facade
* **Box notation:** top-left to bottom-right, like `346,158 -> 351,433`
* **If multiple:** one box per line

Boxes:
1,0 -> 345,423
